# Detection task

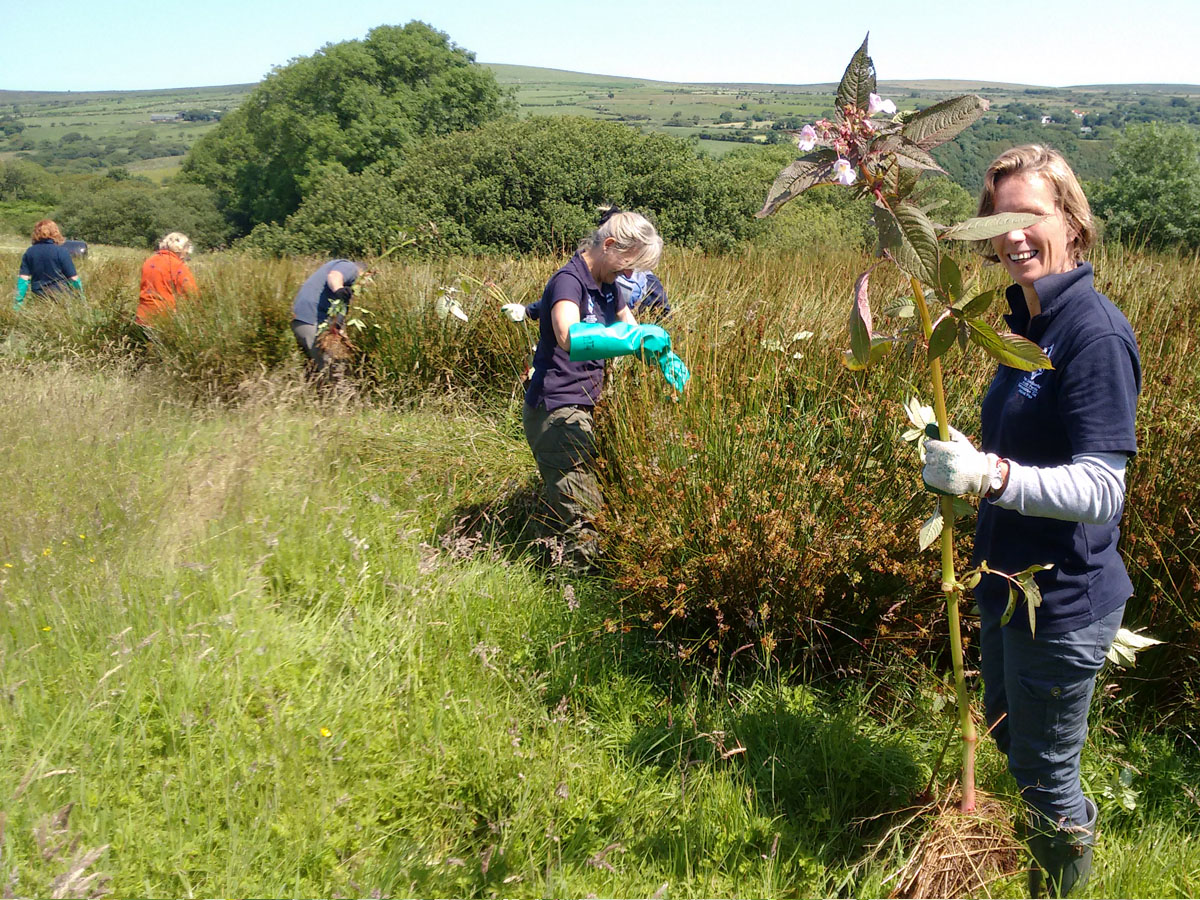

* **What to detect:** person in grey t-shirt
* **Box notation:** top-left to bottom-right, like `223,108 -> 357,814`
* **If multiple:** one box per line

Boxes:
290,259 -> 364,373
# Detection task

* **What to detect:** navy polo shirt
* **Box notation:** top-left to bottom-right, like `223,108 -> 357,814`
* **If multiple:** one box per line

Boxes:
19,239 -> 77,294
973,263 -> 1141,635
525,253 -> 626,411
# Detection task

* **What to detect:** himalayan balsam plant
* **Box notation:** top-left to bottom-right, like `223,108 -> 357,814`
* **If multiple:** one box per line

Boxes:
758,36 -> 1054,813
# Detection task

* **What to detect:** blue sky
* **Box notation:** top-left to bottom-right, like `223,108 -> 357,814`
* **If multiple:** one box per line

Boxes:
3,0 -> 1198,92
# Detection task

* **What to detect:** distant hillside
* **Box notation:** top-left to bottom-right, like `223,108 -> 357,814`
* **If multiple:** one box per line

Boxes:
3,63 -> 1198,188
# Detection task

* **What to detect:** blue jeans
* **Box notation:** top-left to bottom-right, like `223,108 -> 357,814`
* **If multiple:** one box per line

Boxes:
979,604 -> 1124,827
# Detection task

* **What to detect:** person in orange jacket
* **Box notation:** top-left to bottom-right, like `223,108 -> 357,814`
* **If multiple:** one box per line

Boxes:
136,232 -> 198,325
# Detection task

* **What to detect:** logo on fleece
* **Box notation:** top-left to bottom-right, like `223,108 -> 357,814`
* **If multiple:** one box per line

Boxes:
1017,344 -> 1054,398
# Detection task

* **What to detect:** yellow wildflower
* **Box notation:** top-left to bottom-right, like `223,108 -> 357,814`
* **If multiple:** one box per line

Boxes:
319,727 -> 332,738
42,626 -> 51,632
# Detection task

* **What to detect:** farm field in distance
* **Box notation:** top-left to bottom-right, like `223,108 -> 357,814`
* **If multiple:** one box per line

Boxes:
3,64 -> 1198,183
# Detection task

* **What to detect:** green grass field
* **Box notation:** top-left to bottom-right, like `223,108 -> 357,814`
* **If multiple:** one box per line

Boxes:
2,358 -> 1199,898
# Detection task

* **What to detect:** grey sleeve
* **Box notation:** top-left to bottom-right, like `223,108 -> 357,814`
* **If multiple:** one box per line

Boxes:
991,451 -> 1128,524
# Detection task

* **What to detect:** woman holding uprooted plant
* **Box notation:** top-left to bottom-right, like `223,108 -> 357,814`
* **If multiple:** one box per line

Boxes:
922,145 -> 1140,898
521,210 -> 671,575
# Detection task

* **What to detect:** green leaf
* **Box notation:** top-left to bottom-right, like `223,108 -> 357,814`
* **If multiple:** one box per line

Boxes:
879,165 -> 922,203
873,135 -> 944,173
928,314 -> 957,361
876,200 -> 940,285
966,319 -> 1054,371
882,294 -> 916,319
938,254 -> 963,303
849,271 -> 872,366
956,287 -> 1000,317
756,150 -> 839,218
1001,585 -> 1017,626
951,497 -> 975,519
835,35 -> 876,120
941,212 -> 1046,242
957,319 -> 970,351
840,337 -> 895,371
901,94 -> 990,150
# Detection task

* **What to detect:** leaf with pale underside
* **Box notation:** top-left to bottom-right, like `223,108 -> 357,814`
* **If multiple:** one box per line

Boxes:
901,94 -> 990,150
919,508 -> 943,551
849,271 -> 873,366
835,35 -> 876,120
941,212 -> 1046,242
1022,574 -> 1043,637
877,200 -> 940,285
757,149 -> 839,218
1107,628 -> 1165,667
966,318 -> 1053,371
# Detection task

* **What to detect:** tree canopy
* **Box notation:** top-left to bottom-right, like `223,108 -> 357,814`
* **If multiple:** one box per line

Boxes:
1090,123 -> 1200,250
180,21 -> 514,234
239,117 -> 794,257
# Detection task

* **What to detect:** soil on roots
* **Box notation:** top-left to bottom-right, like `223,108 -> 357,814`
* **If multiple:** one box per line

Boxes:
890,790 -> 1023,899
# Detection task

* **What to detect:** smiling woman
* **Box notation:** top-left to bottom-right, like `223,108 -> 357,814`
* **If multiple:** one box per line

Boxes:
923,144 -> 1140,897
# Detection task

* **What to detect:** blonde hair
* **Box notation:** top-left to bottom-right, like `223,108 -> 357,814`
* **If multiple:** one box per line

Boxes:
579,210 -> 663,273
977,145 -> 1095,262
159,232 -> 193,256
31,219 -> 64,244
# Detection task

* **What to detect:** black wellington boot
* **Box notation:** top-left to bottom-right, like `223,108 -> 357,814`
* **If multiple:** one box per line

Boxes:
1027,797 -> 1097,898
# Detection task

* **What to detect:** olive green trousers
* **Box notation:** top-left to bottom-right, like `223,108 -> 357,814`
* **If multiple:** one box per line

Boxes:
522,403 -> 602,571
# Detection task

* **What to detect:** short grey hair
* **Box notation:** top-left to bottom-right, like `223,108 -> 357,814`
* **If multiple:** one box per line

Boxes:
579,211 -> 662,272
159,232 -> 193,256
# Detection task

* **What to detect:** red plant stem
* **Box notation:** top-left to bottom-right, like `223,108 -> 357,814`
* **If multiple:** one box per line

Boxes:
910,275 -> 978,813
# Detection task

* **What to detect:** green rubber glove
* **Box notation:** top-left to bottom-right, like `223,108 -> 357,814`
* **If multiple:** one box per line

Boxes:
568,322 -> 671,362
14,277 -> 29,310
658,351 -> 690,391
70,276 -> 84,301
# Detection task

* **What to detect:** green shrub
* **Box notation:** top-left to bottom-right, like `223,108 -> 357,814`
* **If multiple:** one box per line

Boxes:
241,119 -> 791,257
55,180 -> 230,250
1091,123 -> 1200,250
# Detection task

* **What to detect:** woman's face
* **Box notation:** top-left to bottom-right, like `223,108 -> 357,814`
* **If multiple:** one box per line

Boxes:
597,239 -> 639,284
990,172 -> 1077,288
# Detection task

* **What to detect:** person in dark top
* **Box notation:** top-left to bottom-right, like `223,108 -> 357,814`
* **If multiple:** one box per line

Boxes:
922,145 -> 1140,898
504,207 -> 671,324
15,220 -> 83,309
522,210 -> 668,574
289,259 -> 365,373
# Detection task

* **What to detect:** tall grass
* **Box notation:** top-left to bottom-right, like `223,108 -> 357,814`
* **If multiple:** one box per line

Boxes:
2,362 -> 1199,897
2,241 -> 1199,701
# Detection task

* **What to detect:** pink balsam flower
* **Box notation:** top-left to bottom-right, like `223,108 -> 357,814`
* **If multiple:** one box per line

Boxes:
796,124 -> 818,151
868,92 -> 897,115
833,158 -> 857,185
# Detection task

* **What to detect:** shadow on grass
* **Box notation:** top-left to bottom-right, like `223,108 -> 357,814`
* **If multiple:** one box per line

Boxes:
436,478 -> 930,890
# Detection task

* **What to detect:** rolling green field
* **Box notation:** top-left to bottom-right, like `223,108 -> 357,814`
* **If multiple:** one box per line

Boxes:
4,65 -> 1198,183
